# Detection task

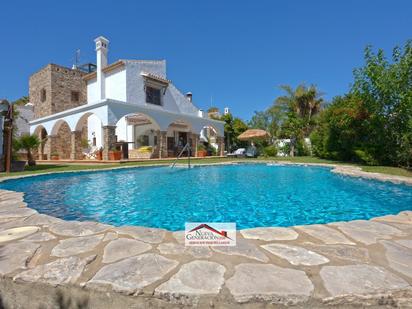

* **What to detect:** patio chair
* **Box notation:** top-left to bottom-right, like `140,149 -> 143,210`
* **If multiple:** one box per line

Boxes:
227,148 -> 246,158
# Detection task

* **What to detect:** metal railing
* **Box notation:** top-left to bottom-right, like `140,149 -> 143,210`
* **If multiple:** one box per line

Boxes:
171,143 -> 192,168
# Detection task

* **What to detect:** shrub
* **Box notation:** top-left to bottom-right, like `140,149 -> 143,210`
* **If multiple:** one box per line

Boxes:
353,149 -> 379,166
14,134 -> 40,166
263,145 -> 277,157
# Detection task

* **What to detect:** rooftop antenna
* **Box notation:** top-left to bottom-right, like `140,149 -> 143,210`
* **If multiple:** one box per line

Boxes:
72,49 -> 80,70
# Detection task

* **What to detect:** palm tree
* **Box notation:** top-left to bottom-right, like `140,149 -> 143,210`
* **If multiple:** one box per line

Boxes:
14,134 -> 40,166
276,84 -> 323,156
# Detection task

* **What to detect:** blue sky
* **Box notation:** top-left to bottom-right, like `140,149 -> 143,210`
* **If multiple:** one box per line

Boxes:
1,0 -> 411,120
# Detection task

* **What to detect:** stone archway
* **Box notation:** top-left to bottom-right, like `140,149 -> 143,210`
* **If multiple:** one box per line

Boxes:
33,125 -> 48,160
50,120 -> 72,159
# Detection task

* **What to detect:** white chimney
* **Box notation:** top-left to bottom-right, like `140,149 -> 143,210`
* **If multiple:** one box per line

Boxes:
185,92 -> 193,102
224,107 -> 230,115
94,36 -> 109,100
198,109 -> 204,118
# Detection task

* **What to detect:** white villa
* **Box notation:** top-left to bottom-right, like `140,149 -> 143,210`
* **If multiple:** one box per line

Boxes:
29,36 -> 225,160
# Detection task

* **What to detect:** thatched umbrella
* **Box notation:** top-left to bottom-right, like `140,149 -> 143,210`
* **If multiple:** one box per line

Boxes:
238,129 -> 270,141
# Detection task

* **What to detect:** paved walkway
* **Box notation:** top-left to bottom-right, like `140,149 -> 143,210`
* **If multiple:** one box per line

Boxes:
0,164 -> 411,307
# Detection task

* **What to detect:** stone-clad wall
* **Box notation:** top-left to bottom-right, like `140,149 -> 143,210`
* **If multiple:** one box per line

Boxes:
29,64 -> 87,119
55,122 -> 72,159
29,65 -> 52,119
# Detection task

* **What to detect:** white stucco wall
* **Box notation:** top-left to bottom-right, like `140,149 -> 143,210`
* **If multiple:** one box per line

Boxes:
87,114 -> 103,148
105,68 -> 126,101
115,117 -> 129,143
86,59 -> 203,121
87,78 -> 99,103
124,61 -> 200,117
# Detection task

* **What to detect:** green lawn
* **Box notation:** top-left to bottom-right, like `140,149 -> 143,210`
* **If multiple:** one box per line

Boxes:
1,156 -> 411,178
361,166 -> 412,178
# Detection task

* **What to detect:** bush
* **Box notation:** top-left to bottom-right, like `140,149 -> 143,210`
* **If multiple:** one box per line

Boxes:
14,134 -> 40,166
353,149 -> 379,166
263,145 -> 277,157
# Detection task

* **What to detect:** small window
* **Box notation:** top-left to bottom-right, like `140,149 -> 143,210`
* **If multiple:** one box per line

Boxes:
71,91 -> 80,103
40,88 -> 46,102
142,135 -> 149,146
145,86 -> 161,105
154,135 -> 158,146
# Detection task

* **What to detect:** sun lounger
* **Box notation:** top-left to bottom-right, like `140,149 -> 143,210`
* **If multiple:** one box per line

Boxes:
227,148 -> 246,158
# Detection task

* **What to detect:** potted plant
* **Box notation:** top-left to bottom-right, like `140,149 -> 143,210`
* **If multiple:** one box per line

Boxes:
50,152 -> 60,160
108,147 -> 122,160
13,134 -> 41,166
196,144 -> 207,157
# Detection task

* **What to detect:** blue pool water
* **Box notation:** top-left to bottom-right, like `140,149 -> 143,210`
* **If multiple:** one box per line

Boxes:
1,164 -> 411,230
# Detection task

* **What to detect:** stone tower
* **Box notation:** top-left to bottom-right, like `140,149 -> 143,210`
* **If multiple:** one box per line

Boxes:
29,64 -> 87,119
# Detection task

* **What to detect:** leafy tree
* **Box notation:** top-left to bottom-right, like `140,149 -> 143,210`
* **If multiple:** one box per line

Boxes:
312,41 -> 412,167
219,113 -> 248,152
248,105 -> 282,141
275,84 -> 323,156
351,42 -> 412,166
311,95 -> 370,161
13,134 -> 40,166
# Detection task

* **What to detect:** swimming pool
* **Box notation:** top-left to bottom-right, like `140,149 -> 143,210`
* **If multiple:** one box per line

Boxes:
1,164 -> 411,230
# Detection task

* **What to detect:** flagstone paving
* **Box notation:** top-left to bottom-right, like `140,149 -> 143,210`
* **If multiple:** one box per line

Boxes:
330,220 -> 405,245
295,224 -> 355,245
380,240 -> 412,278
87,254 -> 179,294
319,265 -> 409,297
261,243 -> 330,266
240,226 -> 299,241
0,242 -> 40,275
226,263 -> 314,304
14,255 -> 96,285
102,238 -> 152,263
51,235 -> 104,257
0,226 -> 39,242
211,238 -> 269,262
0,187 -> 411,307
155,260 -> 226,303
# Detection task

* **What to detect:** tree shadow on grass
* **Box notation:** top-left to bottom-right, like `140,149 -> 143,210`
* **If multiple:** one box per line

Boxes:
24,165 -> 71,172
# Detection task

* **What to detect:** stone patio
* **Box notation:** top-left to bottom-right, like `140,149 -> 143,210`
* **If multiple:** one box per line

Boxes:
0,164 -> 411,307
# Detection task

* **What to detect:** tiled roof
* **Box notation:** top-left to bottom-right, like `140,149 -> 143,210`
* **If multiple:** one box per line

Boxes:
140,72 -> 171,84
